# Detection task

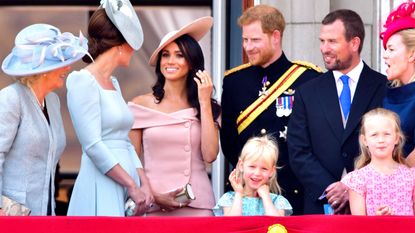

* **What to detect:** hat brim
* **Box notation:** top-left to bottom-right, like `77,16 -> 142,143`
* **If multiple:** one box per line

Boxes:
148,16 -> 213,66
103,0 -> 143,50
2,53 -> 84,77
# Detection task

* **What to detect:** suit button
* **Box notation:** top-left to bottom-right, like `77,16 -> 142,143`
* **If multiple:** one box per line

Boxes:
184,145 -> 190,151
184,169 -> 190,176
342,152 -> 347,157
184,122 -> 190,128
294,189 -> 299,194
260,129 -> 267,134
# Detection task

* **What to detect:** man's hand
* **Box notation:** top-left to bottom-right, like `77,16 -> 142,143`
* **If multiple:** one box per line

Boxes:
325,182 -> 349,214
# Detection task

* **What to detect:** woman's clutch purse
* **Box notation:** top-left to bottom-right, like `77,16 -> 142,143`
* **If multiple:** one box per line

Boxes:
175,183 -> 196,203
1,195 -> 31,216
125,197 -> 137,217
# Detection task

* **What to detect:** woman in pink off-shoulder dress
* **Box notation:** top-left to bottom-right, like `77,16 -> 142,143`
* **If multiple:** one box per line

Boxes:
128,16 -> 221,216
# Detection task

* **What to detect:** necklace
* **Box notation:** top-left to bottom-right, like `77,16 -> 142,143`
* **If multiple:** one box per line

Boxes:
29,86 -> 45,110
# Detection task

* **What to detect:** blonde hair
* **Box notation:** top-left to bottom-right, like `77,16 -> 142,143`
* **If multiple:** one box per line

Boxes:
391,29 -> 415,87
236,135 -> 281,194
355,108 -> 406,169
15,73 -> 43,87
238,5 -> 285,37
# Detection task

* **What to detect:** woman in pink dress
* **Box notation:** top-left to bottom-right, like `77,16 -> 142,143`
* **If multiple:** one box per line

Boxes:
341,108 -> 415,215
128,16 -> 221,216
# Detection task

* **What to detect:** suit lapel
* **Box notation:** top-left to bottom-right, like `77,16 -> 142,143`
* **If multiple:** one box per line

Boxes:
318,72 -> 344,142
342,64 -> 379,144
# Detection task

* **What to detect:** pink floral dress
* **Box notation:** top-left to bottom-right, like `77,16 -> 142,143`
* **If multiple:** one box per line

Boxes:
341,164 -> 415,215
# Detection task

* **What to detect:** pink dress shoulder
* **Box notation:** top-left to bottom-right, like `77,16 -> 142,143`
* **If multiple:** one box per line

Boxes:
342,164 -> 415,215
128,102 -> 215,212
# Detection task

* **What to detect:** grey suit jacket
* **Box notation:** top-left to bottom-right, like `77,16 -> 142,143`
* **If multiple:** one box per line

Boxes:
0,82 -> 66,215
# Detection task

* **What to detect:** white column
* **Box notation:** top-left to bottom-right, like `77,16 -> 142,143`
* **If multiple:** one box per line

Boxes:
211,0 -> 226,201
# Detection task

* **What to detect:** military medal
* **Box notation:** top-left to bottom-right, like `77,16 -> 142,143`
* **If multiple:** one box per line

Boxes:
258,76 -> 270,98
279,126 -> 288,140
276,89 -> 295,117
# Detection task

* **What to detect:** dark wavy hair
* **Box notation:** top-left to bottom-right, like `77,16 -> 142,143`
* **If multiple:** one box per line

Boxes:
152,34 -> 221,122
82,8 -> 126,63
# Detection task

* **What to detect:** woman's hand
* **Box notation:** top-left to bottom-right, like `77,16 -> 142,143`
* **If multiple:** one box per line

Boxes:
127,186 -> 148,216
375,205 -> 393,215
154,187 -> 190,211
140,183 -> 155,208
229,169 -> 244,195
137,168 -> 155,208
194,70 -> 213,105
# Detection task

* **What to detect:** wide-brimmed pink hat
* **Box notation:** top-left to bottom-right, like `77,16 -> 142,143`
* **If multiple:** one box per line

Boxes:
148,16 -> 213,66
380,1 -> 415,49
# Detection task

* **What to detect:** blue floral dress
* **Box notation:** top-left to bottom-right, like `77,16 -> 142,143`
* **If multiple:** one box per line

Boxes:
213,191 -> 293,216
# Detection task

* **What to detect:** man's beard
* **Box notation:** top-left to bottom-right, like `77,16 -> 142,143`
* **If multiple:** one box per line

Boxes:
324,54 -> 353,71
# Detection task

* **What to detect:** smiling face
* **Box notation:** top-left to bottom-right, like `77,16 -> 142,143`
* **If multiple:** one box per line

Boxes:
159,42 -> 190,81
242,20 -> 279,67
383,33 -> 415,84
45,65 -> 71,90
319,19 -> 358,73
239,157 -> 275,196
361,115 -> 399,161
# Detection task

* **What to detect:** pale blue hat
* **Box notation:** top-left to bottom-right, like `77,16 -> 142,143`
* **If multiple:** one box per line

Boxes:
1,23 -> 90,77
100,0 -> 144,50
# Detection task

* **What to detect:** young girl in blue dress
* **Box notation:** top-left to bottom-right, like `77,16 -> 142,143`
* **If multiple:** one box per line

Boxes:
213,135 -> 292,216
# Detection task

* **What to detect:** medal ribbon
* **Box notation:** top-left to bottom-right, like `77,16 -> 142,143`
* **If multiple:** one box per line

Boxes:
236,64 -> 307,134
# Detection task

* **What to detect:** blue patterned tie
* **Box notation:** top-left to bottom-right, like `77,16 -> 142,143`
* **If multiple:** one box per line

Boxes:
339,75 -> 351,119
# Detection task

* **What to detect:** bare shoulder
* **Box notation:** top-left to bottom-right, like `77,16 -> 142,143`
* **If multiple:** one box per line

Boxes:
130,93 -> 154,108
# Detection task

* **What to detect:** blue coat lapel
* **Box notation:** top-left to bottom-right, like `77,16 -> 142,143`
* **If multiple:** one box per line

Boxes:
318,72 -> 344,143
342,63 -> 382,144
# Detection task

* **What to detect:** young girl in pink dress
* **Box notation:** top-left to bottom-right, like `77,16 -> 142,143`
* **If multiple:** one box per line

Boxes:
341,108 -> 415,215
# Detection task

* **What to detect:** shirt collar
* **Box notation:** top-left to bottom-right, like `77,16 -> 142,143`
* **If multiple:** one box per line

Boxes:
333,60 -> 364,83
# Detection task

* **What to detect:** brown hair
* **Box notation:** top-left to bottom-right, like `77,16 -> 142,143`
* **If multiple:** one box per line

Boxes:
238,5 -> 285,37
322,9 -> 365,53
355,108 -> 406,169
83,8 -> 126,63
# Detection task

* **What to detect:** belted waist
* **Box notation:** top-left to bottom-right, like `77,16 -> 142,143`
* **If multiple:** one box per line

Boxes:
102,139 -> 129,149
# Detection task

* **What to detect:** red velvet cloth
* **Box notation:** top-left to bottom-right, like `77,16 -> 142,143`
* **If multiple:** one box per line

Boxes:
1,215 -> 413,233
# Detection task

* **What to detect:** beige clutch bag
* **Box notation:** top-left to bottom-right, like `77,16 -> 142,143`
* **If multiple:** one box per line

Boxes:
1,195 -> 31,216
175,183 -> 196,203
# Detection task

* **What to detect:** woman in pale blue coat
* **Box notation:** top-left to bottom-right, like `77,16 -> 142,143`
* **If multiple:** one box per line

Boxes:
66,0 -> 153,216
0,24 -> 89,216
